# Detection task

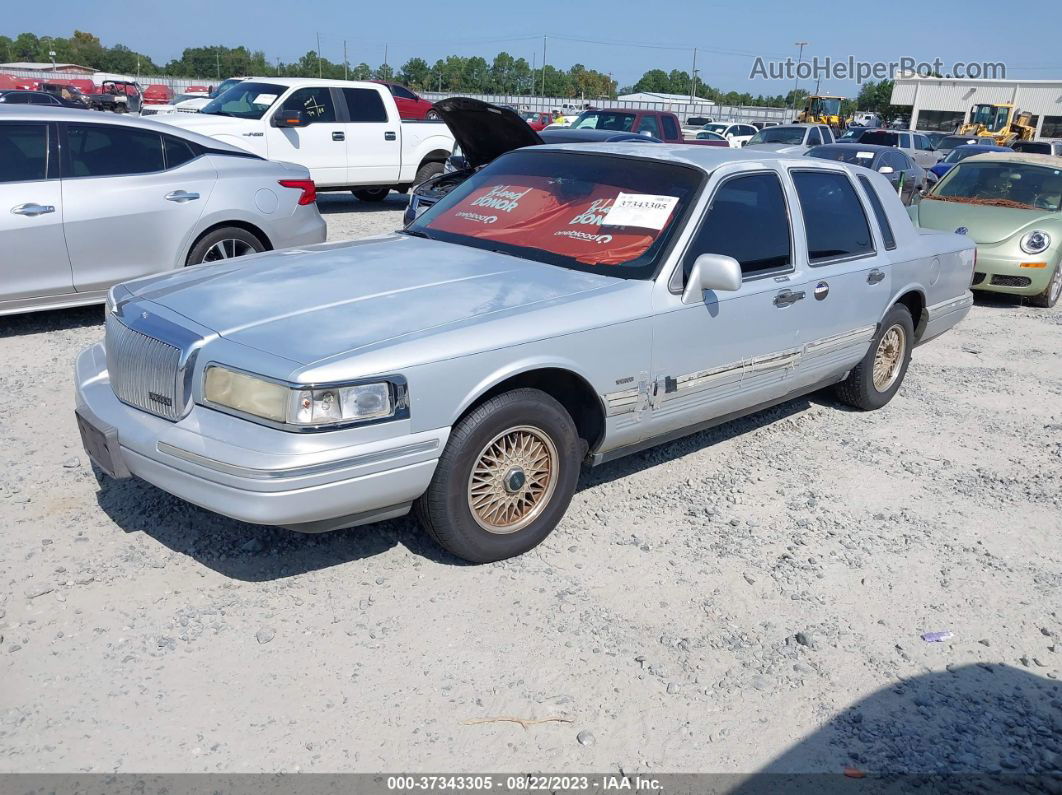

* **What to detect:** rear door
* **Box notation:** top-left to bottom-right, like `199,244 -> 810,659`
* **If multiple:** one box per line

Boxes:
263,86 -> 347,186
0,120 -> 72,302
61,122 -> 217,292
911,133 -> 937,169
339,86 -> 401,185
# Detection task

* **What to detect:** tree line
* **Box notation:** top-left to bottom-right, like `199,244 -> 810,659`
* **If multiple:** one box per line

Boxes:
0,30 -> 898,109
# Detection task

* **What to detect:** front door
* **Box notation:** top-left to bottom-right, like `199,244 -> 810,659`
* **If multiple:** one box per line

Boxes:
648,168 -> 812,440
0,120 -> 72,303
264,87 -> 347,187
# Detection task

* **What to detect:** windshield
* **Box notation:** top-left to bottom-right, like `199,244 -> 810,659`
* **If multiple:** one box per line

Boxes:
944,147 -> 989,164
702,123 -> 729,134
1013,142 -> 1051,154
836,129 -> 863,142
571,111 -> 637,132
807,147 -> 879,166
200,81 -> 284,119
210,78 -> 243,99
938,136 -> 978,151
809,97 -> 841,117
932,162 -> 1062,211
970,104 -> 1010,133
749,127 -> 805,145
408,150 -> 702,278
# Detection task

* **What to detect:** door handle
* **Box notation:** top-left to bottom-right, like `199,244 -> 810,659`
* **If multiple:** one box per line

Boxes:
164,191 -> 200,203
332,131 -> 345,141
867,269 -> 886,284
384,131 -> 397,141
773,289 -> 805,307
11,203 -> 55,216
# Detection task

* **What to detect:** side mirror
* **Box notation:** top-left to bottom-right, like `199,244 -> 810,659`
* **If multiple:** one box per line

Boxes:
682,253 -> 743,305
272,109 -> 308,128
878,166 -> 895,175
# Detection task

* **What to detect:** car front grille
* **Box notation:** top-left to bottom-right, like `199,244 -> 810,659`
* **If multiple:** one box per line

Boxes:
990,275 -> 1032,288
971,272 -> 986,286
106,313 -> 183,421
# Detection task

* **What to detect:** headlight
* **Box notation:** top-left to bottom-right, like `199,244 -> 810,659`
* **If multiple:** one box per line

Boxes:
1020,230 -> 1051,254
203,365 -> 404,430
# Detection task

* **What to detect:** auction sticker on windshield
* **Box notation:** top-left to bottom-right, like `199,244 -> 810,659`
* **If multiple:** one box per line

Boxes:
602,193 -> 679,230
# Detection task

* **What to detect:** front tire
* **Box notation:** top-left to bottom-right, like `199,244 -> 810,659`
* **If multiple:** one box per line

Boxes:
185,227 -> 265,266
834,304 -> 914,410
1029,263 -> 1062,308
413,161 -> 444,187
352,187 -> 390,202
425,109 -> 441,121
415,388 -> 581,563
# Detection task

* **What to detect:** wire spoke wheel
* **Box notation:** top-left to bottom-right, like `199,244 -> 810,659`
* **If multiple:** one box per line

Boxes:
201,239 -> 255,263
872,324 -> 906,392
467,425 -> 558,534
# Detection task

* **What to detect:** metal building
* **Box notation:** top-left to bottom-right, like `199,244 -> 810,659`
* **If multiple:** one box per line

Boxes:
892,76 -> 1062,137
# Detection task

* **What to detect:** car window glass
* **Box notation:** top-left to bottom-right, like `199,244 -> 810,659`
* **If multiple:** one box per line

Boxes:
635,115 -> 661,137
916,134 -> 932,150
883,151 -> 906,171
342,88 -> 388,122
661,115 -> 679,140
391,85 -> 417,100
5,92 -> 32,104
29,94 -> 55,104
163,136 -> 198,169
67,124 -> 164,177
822,126 -> 834,143
899,133 -> 912,148
684,172 -> 791,277
282,87 -> 336,123
857,175 -> 896,250
807,128 -> 822,146
792,170 -> 874,263
0,123 -> 48,182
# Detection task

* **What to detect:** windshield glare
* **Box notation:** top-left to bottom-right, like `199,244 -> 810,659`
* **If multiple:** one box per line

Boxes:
944,147 -> 986,164
808,147 -> 878,166
408,150 -> 702,278
933,162 -> 1062,211
201,81 -> 284,119
571,111 -> 637,132
749,127 -> 805,145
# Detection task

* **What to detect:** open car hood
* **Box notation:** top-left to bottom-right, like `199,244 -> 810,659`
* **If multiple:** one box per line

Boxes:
432,97 -> 543,169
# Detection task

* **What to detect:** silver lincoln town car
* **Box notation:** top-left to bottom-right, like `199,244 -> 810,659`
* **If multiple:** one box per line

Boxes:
75,145 -> 975,562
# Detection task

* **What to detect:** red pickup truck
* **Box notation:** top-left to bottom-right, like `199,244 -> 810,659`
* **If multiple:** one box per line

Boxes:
567,108 -> 728,146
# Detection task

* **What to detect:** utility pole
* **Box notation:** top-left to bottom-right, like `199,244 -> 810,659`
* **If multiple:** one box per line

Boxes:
216,50 -> 221,80
531,51 -> 536,96
690,47 -> 697,102
384,43 -> 389,71
316,32 -> 322,77
541,35 -> 547,97
792,41 -> 808,109
343,40 -> 348,80
276,57 -> 281,76
608,71 -> 614,99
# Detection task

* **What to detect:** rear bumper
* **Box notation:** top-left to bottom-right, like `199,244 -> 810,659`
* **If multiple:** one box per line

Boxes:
74,343 -> 445,532
970,251 -> 1056,296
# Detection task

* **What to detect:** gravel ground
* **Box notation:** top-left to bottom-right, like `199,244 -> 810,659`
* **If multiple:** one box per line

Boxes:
1,196 -> 1060,776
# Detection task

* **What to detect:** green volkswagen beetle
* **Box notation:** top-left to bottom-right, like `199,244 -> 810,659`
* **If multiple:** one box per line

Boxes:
909,152 -> 1062,307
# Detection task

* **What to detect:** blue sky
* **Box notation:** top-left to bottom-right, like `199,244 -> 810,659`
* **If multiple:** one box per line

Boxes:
5,0 -> 1062,96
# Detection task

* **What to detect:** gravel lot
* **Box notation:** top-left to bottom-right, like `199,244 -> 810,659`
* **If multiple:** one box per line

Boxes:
1,194 -> 1060,777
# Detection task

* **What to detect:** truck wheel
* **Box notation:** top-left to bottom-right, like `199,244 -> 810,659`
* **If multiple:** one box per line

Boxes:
834,303 -> 914,411
1029,263 -> 1062,308
426,109 -> 441,121
415,388 -> 581,563
186,227 -> 265,265
352,187 -> 390,202
413,161 -> 444,187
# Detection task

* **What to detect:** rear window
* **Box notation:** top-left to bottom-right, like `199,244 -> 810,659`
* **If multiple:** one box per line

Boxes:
411,150 -> 702,278
571,111 -> 637,132
1013,141 -> 1051,155
858,131 -> 899,147
792,170 -> 874,263
0,123 -> 49,182
342,88 -> 388,122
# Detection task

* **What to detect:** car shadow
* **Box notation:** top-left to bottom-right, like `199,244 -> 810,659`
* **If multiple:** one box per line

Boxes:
315,192 -> 409,215
727,664 -> 1061,791
0,304 -> 104,339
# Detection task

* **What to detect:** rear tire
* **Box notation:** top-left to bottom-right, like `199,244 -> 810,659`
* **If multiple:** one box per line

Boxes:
185,227 -> 265,266
415,388 -> 581,563
1029,263 -> 1062,308
834,304 -> 914,411
352,187 -> 390,202
426,109 -> 440,121
413,161 -> 444,187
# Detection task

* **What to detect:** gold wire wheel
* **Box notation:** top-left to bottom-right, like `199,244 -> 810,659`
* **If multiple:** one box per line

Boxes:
872,324 -> 906,392
467,425 -> 559,534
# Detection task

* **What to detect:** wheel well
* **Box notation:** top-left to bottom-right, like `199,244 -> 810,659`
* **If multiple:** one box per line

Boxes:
461,368 -> 606,455
421,148 -> 450,166
186,220 -> 272,264
896,290 -> 927,339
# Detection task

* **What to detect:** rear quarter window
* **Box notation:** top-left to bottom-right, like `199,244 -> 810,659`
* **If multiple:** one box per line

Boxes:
857,175 -> 896,250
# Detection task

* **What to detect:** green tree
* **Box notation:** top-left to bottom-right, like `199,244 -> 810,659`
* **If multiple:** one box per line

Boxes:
400,57 -> 430,89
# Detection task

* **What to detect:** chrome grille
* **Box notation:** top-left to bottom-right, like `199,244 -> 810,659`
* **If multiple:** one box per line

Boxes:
106,313 -> 183,421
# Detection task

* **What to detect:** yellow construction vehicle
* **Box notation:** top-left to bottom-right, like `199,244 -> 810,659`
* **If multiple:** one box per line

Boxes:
958,103 -> 1036,145
797,95 -> 844,128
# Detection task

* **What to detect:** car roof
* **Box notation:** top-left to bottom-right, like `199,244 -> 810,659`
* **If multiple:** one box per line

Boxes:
233,77 -> 383,89
963,151 -> 1062,167
810,143 -> 895,154
539,128 -> 660,144
532,141 -> 851,172
770,123 -> 825,129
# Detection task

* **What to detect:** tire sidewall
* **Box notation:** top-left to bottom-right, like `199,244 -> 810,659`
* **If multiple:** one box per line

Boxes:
427,393 -> 581,562
859,305 -> 915,409
186,228 -> 264,266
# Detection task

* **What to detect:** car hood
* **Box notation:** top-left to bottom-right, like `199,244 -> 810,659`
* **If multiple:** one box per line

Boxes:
916,198 -> 1056,244
152,111 -> 251,134
119,235 -> 622,366
432,97 -> 542,169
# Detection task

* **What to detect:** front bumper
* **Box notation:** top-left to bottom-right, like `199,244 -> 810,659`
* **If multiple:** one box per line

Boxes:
970,248 -> 1056,297
74,343 -> 446,532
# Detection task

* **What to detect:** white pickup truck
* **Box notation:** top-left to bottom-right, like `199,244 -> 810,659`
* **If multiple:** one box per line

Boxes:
156,78 -> 454,201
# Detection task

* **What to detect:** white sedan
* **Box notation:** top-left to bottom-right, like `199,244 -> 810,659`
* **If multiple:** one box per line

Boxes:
701,122 -> 758,148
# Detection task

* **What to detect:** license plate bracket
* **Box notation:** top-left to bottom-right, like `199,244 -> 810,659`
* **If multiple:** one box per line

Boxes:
75,410 -> 125,479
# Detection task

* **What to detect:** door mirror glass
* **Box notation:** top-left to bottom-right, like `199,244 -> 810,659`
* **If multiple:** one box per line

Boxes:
682,253 -> 743,304
272,108 -> 308,128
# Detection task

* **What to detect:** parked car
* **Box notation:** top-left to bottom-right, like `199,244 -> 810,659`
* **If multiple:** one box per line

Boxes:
751,121 -> 779,130
142,83 -> 174,105
521,110 -> 552,131
403,97 -> 662,224
0,107 -> 325,317
910,152 -> 1062,307
1011,139 -> 1062,157
372,81 -> 439,120
929,143 -> 1011,180
686,116 -> 714,126
0,90 -> 88,109
693,130 -> 729,145
838,129 -> 938,170
186,85 -> 210,96
155,78 -> 454,201
699,122 -> 758,147
568,108 -> 718,145
918,131 -> 950,149
933,134 -> 997,161
74,145 -> 974,563
40,82 -> 94,108
744,123 -> 835,154
806,143 -> 926,205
